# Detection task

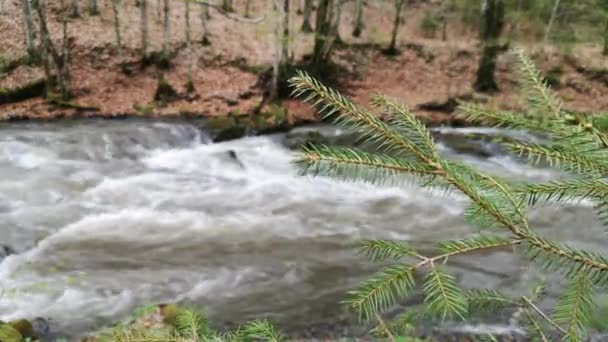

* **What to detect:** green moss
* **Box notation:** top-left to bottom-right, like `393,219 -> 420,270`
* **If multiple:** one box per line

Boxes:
133,102 -> 156,115
0,323 -> 24,342
420,12 -> 440,38
8,320 -> 35,339
0,79 -> 46,104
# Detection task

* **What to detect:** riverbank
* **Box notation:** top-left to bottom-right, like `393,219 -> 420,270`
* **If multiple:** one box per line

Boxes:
2,0 -> 608,132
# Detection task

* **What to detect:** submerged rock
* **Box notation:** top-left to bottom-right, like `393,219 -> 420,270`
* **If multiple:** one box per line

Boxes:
283,125 -> 361,150
0,245 -> 15,263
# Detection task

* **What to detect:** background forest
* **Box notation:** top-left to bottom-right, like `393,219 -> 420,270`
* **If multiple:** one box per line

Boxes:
1,0 -> 608,130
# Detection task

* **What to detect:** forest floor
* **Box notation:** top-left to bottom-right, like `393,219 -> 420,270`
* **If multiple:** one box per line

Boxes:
1,0 -> 608,127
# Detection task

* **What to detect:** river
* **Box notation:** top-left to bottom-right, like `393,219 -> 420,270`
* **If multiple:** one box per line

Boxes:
0,119 -> 604,339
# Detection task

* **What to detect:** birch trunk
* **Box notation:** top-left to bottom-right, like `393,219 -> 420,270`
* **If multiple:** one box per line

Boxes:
21,0 -> 38,59
543,0 -> 560,45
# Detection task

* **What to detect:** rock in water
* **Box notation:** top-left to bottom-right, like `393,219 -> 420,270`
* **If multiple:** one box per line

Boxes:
7,320 -> 34,340
0,323 -> 24,342
0,245 -> 15,263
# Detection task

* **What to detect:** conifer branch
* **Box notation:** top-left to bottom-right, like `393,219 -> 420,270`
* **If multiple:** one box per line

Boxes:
344,265 -> 416,321
423,267 -> 467,320
552,272 -> 595,342
298,145 -> 442,185
513,48 -> 562,118
289,71 -> 437,164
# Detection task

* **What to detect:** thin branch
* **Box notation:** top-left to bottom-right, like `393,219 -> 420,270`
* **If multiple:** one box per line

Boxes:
375,314 -> 397,342
190,0 -> 265,23
522,296 -> 567,335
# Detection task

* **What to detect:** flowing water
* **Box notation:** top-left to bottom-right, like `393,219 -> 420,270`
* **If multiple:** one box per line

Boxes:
0,119 -> 605,338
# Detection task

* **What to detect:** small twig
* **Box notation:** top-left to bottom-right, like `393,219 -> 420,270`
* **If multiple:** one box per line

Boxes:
522,296 -> 567,335
375,314 -> 396,342
191,0 -> 265,23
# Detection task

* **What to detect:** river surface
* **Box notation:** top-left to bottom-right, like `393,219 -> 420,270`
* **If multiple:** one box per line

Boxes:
0,119 -> 605,338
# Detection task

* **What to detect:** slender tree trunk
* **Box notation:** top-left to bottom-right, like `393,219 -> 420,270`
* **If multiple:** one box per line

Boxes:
70,0 -> 80,17
271,1 -> 281,100
474,0 -> 504,92
543,0 -> 560,45
604,18 -> 608,56
21,0 -> 38,60
312,0 -> 334,70
301,0 -> 313,32
38,4 -> 53,96
33,0 -> 71,99
162,0 -> 170,58
388,0 -> 405,53
352,0 -> 364,37
140,0 -> 148,59
245,0 -> 251,18
157,0 -> 161,20
185,0 -> 194,94
222,0 -> 233,12
330,0 -> 343,44
88,0 -> 98,15
200,4 -> 210,45
282,0 -> 290,62
61,0 -> 72,100
111,0 -> 122,57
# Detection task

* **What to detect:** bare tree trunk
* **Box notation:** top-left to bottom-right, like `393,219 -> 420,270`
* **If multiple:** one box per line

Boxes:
33,0 -> 72,99
352,0 -> 364,37
111,0 -> 122,57
387,0 -> 405,53
185,0 -> 194,94
222,0 -> 233,12
61,0 -> 72,100
330,0 -> 342,44
88,0 -> 98,15
162,0 -> 170,58
156,0 -> 161,20
21,0 -> 38,60
245,0 -> 251,18
140,0 -> 148,59
312,0 -> 334,70
474,0 -> 504,92
271,0 -> 281,100
604,17 -> 608,56
200,4 -> 210,45
301,0 -> 313,32
543,0 -> 560,45
282,0 -> 290,62
70,0 -> 79,17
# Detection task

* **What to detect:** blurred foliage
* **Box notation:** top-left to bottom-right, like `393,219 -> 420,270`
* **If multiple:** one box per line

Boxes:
447,0 -> 608,46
